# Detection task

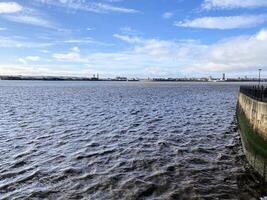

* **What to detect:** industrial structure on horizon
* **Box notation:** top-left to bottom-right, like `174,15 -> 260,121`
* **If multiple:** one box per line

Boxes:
0,73 -> 265,82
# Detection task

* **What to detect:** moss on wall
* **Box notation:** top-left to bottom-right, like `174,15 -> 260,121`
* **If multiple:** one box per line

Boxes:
237,105 -> 267,181
237,108 -> 267,158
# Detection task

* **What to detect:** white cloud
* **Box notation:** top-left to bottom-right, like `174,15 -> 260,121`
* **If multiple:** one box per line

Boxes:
18,56 -> 40,64
113,34 -> 142,44
53,47 -> 81,61
18,58 -> 27,64
0,36 -> 52,48
50,34 -> 202,77
0,2 -> 56,29
256,29 -> 267,41
0,64 -> 93,76
133,39 -> 178,57
54,29 -> 267,76
120,26 -> 139,35
176,15 -> 267,29
92,3 -> 138,14
163,12 -> 173,19
35,0 -> 138,14
3,14 -> 56,29
3,29 -> 267,77
64,38 -> 94,44
187,29 -> 267,73
72,46 -> 80,52
40,49 -> 50,53
202,0 -> 267,10
25,56 -> 40,61
63,38 -> 113,46
0,2 -> 22,14
0,36 -> 24,48
124,38 -> 175,67
53,52 -> 81,61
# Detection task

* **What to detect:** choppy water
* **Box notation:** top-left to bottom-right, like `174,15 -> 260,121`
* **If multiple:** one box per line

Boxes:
0,81 -> 266,200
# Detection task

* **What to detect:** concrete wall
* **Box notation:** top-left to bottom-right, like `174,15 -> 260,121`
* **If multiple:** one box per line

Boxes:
239,131 -> 267,181
238,92 -> 267,181
238,92 -> 267,141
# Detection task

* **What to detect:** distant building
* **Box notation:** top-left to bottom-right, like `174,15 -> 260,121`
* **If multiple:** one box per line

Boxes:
222,73 -> 225,81
128,78 -> 139,81
115,77 -> 127,81
91,74 -> 99,81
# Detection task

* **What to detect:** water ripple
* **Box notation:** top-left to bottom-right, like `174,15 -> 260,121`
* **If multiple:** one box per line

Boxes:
0,81 -> 266,199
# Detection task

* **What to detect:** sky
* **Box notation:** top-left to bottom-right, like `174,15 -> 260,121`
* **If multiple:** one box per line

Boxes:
0,0 -> 267,78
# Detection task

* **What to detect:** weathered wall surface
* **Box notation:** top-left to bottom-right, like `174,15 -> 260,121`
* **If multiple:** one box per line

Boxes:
238,92 -> 267,181
241,141 -> 267,181
238,92 -> 267,141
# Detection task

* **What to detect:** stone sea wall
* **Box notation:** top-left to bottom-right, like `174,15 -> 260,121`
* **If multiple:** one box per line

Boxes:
238,93 -> 267,141
238,92 -> 267,181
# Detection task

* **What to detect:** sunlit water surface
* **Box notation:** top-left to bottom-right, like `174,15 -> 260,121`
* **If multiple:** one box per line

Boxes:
0,81 -> 266,199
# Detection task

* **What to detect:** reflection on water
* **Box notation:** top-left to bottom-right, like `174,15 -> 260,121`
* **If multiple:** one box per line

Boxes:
0,81 -> 266,199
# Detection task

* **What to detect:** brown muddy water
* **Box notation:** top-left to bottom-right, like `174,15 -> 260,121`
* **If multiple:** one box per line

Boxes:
0,81 -> 266,199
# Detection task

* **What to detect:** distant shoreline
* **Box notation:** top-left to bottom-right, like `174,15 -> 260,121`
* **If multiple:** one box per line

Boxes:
0,75 -> 265,82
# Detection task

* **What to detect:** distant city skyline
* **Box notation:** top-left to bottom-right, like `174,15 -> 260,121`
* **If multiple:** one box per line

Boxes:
0,0 -> 267,78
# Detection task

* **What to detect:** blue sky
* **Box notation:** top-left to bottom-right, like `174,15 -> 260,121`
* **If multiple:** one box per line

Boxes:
0,0 -> 267,78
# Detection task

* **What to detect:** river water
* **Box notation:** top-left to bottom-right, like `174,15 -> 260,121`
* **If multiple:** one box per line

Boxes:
0,81 -> 266,199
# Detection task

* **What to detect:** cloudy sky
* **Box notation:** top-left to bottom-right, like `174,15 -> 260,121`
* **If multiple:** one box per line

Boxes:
0,0 -> 267,78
